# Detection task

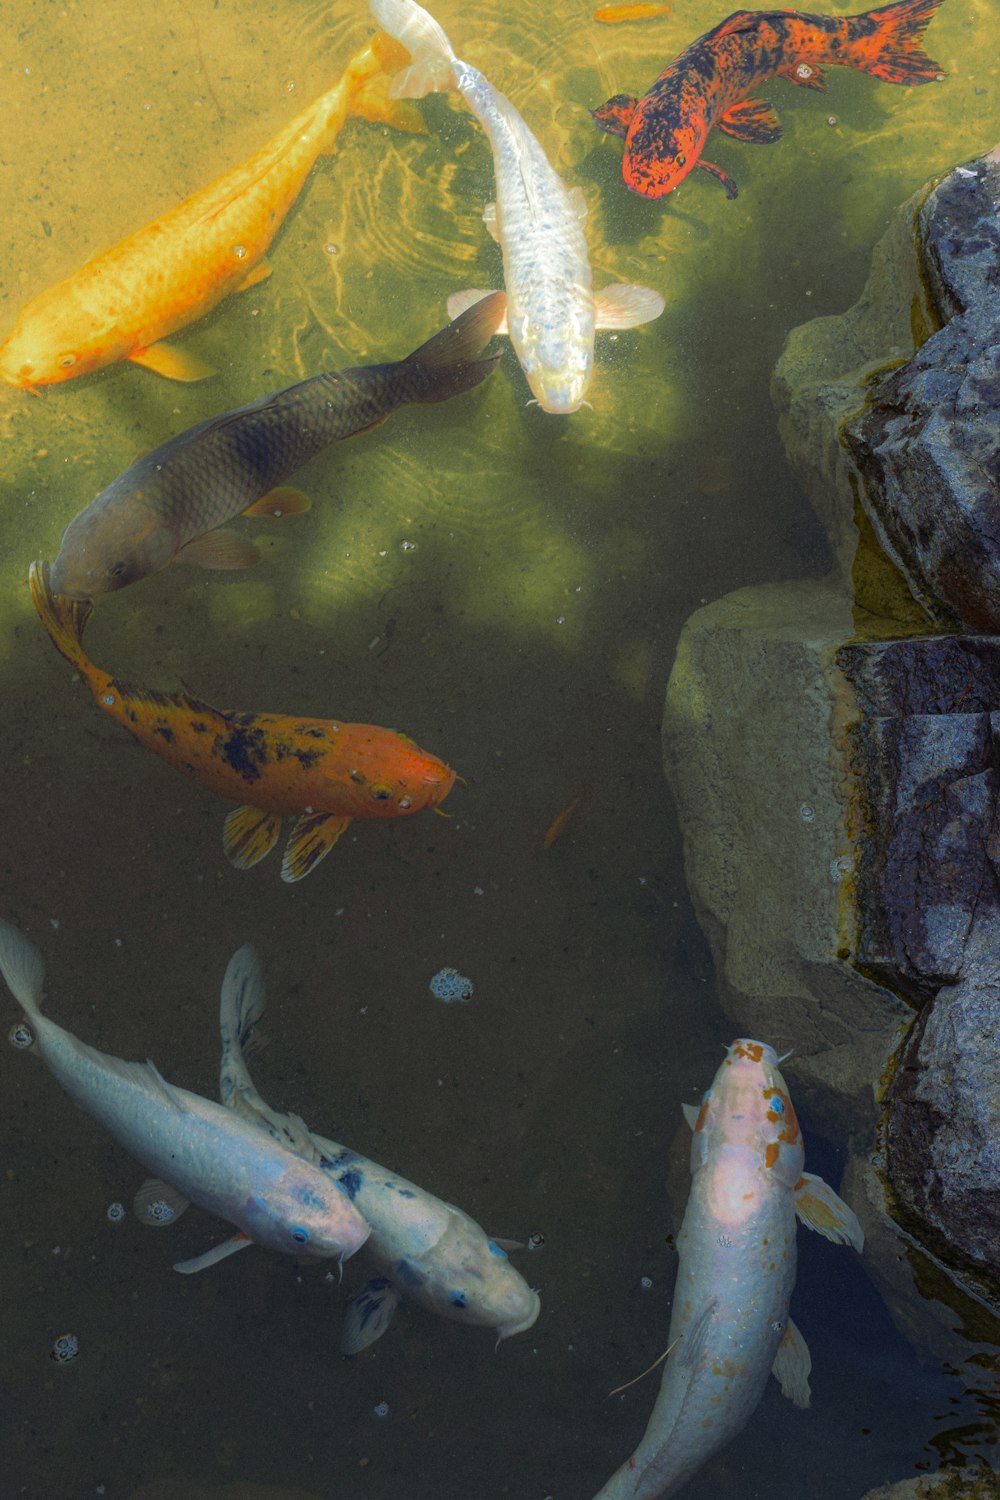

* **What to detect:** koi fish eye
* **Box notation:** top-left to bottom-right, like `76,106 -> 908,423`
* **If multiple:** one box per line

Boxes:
369,784 -> 393,801
107,561 -> 129,580
290,1226 -> 310,1245
676,153 -> 686,166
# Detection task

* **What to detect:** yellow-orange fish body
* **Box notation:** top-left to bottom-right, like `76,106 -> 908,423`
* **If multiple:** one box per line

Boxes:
0,35 -> 416,388
29,562 -> 455,882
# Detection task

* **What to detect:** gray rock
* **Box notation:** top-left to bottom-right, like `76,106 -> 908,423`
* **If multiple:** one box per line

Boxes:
844,150 -> 1000,632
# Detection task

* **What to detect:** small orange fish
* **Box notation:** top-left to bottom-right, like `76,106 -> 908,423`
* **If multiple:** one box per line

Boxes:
29,562 -> 456,882
543,793 -> 584,849
0,34 -> 421,388
594,4 -> 672,22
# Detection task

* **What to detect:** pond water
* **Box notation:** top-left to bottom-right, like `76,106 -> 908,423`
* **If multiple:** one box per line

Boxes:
1,2 -> 998,1497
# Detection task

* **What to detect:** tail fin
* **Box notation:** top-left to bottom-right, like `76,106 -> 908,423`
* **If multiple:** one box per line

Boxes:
847,0 -> 946,84
28,560 -> 94,674
402,292 -> 506,403
0,921 -> 46,1022
219,946 -> 267,1056
370,0 -> 457,98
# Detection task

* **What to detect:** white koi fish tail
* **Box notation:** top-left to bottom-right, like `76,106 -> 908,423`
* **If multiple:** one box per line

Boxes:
0,921 -> 47,1023
370,0 -> 457,98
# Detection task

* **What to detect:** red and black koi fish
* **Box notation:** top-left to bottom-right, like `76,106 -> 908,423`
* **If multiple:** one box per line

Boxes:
591,0 -> 946,200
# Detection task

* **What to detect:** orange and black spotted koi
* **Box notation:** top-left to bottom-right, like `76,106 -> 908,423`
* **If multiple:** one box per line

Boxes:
29,562 -> 455,883
591,0 -> 946,200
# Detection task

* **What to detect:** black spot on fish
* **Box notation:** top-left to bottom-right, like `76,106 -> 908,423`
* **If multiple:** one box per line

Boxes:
339,1168 -> 363,1201
293,724 -> 326,740
212,726 -> 270,783
294,748 -> 321,769
154,725 -> 175,744
191,721 -> 209,735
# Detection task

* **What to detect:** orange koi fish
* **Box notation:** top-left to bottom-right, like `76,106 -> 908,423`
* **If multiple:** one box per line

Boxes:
29,562 -> 456,882
591,0 -> 945,200
0,34 -> 420,388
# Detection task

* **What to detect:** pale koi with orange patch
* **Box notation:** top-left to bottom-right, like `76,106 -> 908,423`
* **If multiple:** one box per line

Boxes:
593,1038 -> 863,1499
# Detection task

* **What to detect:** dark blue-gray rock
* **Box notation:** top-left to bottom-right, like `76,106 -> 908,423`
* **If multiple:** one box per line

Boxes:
843,149 -> 1000,631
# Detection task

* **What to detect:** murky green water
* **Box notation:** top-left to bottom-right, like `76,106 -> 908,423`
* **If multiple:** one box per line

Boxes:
2,2 -> 999,1497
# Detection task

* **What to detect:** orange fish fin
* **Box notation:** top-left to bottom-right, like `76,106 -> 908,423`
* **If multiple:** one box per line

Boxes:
446,289 -> 509,335
28,560 -> 93,670
594,284 -> 665,331
696,159 -> 739,199
544,793 -> 584,849
236,261 -> 273,293
594,3 -> 672,21
779,58 -> 828,91
281,812 -> 351,883
590,94 -> 639,140
174,529 -> 262,571
243,486 -> 312,519
223,806 -> 282,871
129,341 -> 216,382
713,10 -> 760,37
717,99 -> 782,145
350,72 -> 427,134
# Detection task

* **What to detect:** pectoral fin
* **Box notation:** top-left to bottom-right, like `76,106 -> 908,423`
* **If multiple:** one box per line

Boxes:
129,341 -> 216,382
717,98 -> 782,144
281,812 -> 352,883
174,529 -> 262,571
681,1102 -> 700,1130
243,486 -> 312,519
341,1277 -> 402,1354
594,284 -> 665,330
678,1298 -> 717,1369
482,202 -> 500,242
567,186 -> 589,222
447,289 -> 508,334
174,1231 -> 252,1274
771,1317 -> 812,1407
236,261 -> 272,293
223,806 -> 282,870
134,1178 -> 191,1227
696,159 -> 739,198
590,94 -> 639,139
794,1171 -> 864,1252
351,73 -> 427,134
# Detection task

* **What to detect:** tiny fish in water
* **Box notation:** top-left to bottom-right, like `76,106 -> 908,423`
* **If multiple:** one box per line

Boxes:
0,922 -> 371,1272
218,946 -> 540,1348
0,34 -> 422,388
594,4 -> 673,22
371,0 -> 664,414
48,295 -> 504,599
592,0 -> 946,200
592,1039 -> 863,1499
29,562 -> 456,883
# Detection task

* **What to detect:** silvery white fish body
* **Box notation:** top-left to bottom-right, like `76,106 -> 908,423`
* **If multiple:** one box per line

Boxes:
370,0 -> 664,414
218,946 -> 540,1350
594,1039 -> 863,1500
0,922 -> 370,1268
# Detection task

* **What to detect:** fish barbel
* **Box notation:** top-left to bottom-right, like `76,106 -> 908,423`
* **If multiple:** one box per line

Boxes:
48,293 -> 505,599
0,921 -> 371,1268
0,33 -> 421,388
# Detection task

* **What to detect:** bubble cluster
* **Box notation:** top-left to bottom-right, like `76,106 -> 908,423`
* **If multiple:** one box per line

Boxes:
50,1333 -> 79,1364
147,1199 -> 175,1224
373,1401 -> 390,1418
8,1020 -> 34,1050
106,1202 -> 126,1224
429,967 -> 474,1004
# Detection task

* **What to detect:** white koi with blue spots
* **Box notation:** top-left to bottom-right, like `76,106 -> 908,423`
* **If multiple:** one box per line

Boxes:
0,922 -> 371,1270
218,946 -> 540,1350
370,0 -> 664,414
594,1039 -> 863,1500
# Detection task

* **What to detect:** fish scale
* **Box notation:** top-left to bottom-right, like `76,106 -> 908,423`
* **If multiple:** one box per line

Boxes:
49,293 -> 504,597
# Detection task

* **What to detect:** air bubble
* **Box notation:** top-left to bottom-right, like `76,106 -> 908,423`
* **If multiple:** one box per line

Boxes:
373,1401 -> 389,1418
106,1202 -> 126,1224
9,1021 -> 34,1050
51,1333 -> 79,1364
232,244 -> 248,260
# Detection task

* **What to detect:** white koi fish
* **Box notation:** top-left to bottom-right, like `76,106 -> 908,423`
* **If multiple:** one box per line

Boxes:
370,0 -> 665,413
217,945 -> 540,1350
0,922 -> 371,1272
594,1038 -> 863,1500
